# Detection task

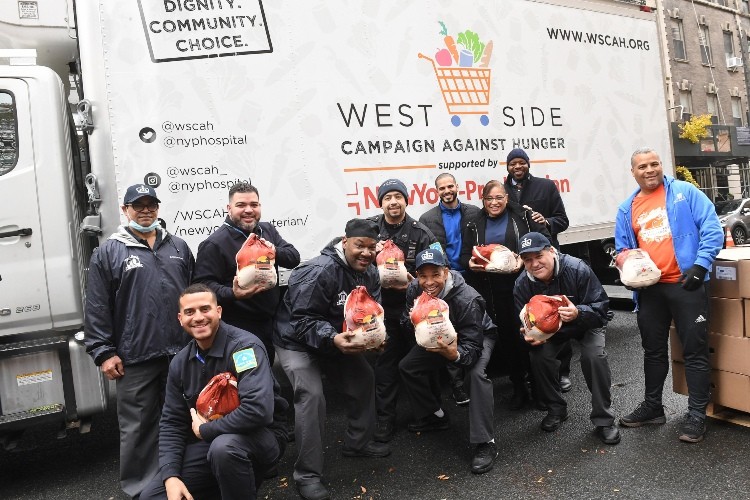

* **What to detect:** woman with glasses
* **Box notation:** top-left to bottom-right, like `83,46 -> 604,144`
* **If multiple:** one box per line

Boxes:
459,180 -> 550,411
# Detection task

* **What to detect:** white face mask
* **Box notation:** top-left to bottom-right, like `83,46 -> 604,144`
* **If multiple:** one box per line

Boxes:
128,219 -> 160,233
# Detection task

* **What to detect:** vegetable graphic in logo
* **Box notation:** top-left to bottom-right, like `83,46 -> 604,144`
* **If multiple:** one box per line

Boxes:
420,21 -> 493,127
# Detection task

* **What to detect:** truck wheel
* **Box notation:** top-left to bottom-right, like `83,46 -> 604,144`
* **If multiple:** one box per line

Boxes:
732,226 -> 747,245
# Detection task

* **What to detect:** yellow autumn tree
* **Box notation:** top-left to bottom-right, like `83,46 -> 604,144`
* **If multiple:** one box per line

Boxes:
678,114 -> 712,143
675,165 -> 700,187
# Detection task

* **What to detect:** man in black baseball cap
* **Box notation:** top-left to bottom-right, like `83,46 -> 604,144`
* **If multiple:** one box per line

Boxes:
398,248 -> 499,474
85,183 -> 193,498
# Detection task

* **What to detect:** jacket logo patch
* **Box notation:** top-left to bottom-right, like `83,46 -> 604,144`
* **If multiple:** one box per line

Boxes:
337,291 -> 347,306
674,193 -> 686,203
233,348 -> 257,373
124,256 -> 143,271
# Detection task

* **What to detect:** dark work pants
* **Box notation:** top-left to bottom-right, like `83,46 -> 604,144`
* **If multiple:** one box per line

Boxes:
399,345 -> 459,419
244,318 -> 276,366
276,346 -> 375,485
529,328 -> 615,427
375,314 -> 416,422
637,282 -> 710,419
116,356 -> 170,498
558,341 -> 573,378
489,289 -> 529,385
467,335 -> 496,444
139,429 -> 279,500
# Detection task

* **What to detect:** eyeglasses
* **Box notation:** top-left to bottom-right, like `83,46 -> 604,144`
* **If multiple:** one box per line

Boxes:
483,195 -> 506,203
128,202 -> 159,212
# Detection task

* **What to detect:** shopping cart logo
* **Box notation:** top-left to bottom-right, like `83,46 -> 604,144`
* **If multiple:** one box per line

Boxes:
419,21 -> 493,127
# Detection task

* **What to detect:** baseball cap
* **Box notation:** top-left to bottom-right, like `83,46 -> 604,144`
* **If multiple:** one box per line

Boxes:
415,248 -> 448,269
518,232 -> 552,254
123,184 -> 161,205
344,218 -> 379,240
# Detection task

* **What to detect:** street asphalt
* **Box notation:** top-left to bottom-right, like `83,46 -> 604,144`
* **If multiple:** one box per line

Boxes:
2,307 -> 750,499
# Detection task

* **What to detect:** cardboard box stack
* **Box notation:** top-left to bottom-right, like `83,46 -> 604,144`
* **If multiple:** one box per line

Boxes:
671,247 -> 750,414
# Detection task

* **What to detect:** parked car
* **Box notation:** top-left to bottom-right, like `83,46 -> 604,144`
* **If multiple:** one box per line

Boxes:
717,198 -> 750,245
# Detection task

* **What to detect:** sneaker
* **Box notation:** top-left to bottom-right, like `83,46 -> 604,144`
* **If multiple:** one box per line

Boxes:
619,401 -> 666,428
297,481 -> 331,500
678,414 -> 706,443
373,418 -> 395,443
341,440 -> 391,458
452,385 -> 470,406
407,413 -> 450,433
471,441 -> 498,474
559,375 -> 572,393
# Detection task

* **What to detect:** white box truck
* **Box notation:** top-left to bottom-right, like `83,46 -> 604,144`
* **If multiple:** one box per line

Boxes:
0,0 -> 671,440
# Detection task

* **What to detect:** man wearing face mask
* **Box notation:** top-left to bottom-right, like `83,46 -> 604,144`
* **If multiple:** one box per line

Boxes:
84,184 -> 194,499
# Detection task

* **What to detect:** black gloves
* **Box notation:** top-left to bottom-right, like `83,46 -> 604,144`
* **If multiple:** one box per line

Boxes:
681,264 -> 707,291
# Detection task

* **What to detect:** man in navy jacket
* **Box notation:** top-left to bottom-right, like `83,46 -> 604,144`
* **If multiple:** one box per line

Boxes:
194,182 -> 300,364
140,284 -> 287,500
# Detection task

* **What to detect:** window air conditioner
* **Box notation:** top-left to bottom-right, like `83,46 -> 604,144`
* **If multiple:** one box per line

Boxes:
708,83 -> 717,94
699,15 -> 707,26
727,56 -> 743,70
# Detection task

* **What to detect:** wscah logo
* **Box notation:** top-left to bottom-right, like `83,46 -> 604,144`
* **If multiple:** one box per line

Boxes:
337,291 -> 347,306
419,21 -> 493,127
124,256 -> 144,271
423,251 -> 434,260
521,237 -> 532,249
136,185 -> 150,194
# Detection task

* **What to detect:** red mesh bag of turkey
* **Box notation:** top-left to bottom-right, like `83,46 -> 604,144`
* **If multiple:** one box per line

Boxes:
343,286 -> 386,349
376,240 -> 408,288
236,233 -> 277,290
519,294 -> 565,342
196,372 -> 240,420
409,291 -> 457,348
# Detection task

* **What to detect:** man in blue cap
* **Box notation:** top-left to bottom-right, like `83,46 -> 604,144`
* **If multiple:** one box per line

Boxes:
514,232 -> 620,445
85,184 -> 194,498
398,248 -> 498,474
369,178 -> 438,443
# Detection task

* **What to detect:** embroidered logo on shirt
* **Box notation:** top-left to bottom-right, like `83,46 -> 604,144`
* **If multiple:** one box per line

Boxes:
233,348 -> 258,373
336,291 -> 347,306
124,256 -> 143,271
429,242 -> 442,252
674,192 -> 686,203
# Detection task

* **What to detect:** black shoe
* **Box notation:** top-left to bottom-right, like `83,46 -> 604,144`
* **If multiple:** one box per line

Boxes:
471,441 -> 498,474
452,385 -> 470,406
678,414 -> 706,443
596,425 -> 621,445
341,440 -> 391,458
407,413 -> 450,433
509,385 -> 530,411
540,412 -> 568,432
297,481 -> 330,500
619,401 -> 666,428
373,419 -> 395,443
559,376 -> 572,393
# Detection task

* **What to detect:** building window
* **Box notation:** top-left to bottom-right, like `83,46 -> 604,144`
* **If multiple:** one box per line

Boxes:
0,91 -> 18,176
732,96 -> 743,126
672,20 -> 687,60
700,26 -> 712,65
679,90 -> 693,120
724,31 -> 736,61
744,0 -> 750,14
716,0 -> 728,6
707,93 -> 720,123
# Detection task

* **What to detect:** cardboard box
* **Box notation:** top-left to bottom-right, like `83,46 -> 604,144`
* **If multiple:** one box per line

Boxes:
672,362 -> 750,413
711,248 -> 750,299
709,298 -> 744,337
671,332 -> 750,375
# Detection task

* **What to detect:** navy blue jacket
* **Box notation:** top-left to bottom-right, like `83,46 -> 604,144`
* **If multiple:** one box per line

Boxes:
274,239 -> 381,355
400,271 -> 485,368
84,226 -> 194,366
194,218 -> 300,332
513,252 -> 609,342
158,322 -> 288,481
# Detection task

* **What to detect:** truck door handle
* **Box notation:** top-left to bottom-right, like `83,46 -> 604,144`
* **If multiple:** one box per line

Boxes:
0,228 -> 32,238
